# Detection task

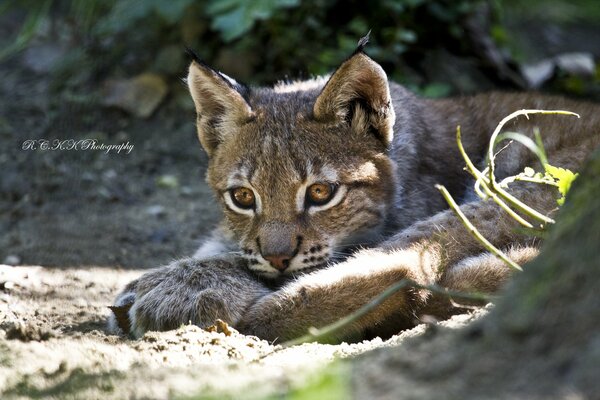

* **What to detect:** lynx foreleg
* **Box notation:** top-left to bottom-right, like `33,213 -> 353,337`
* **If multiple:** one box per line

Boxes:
239,185 -> 553,342
237,247 -> 442,342
440,246 -> 539,293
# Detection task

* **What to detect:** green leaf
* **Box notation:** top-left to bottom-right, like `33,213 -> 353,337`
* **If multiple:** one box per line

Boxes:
544,164 -> 578,205
207,0 -> 300,42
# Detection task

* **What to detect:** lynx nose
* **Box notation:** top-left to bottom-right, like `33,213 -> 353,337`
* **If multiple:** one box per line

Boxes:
257,221 -> 302,272
263,254 -> 291,271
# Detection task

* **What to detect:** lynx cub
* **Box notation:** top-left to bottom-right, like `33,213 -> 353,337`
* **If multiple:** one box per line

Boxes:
110,40 -> 600,342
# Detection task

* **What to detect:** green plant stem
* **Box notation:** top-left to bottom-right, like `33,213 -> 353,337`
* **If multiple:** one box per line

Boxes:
282,278 -> 490,347
486,109 -> 579,225
500,175 -> 559,187
456,127 -> 535,229
436,184 -> 523,271
473,166 -> 489,199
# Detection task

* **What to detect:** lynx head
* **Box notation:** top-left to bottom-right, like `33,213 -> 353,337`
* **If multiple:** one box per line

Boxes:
187,42 -> 396,278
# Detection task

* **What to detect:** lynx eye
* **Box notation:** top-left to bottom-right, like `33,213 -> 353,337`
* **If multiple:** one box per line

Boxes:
230,187 -> 255,209
306,183 -> 336,206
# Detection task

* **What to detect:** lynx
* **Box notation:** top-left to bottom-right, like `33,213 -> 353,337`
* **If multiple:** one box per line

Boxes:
109,39 -> 600,342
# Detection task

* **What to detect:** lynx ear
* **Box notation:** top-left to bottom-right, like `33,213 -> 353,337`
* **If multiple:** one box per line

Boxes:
187,56 -> 254,156
313,50 -> 395,145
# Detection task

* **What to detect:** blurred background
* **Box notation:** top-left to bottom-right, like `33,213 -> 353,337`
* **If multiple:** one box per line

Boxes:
1,0 -> 599,268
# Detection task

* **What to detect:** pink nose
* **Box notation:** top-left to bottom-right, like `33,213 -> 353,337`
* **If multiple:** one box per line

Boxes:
263,255 -> 291,271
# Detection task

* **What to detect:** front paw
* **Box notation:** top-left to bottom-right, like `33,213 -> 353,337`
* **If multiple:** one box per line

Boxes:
109,257 -> 270,338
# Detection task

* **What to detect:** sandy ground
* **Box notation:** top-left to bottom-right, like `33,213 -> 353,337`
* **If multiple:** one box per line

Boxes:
0,264 -> 484,399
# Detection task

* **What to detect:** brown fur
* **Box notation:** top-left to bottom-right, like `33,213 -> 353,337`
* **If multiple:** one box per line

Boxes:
109,47 -> 600,342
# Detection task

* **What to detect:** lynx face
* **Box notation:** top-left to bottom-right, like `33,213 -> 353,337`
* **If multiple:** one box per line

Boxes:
188,50 -> 396,278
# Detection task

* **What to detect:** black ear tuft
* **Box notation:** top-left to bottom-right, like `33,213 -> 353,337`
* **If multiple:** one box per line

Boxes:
185,46 -> 203,64
313,40 -> 395,146
185,47 -> 219,74
353,30 -> 371,56
184,46 -> 250,96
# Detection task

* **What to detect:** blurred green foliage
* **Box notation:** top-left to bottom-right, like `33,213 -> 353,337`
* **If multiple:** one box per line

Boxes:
1,0 -> 599,98
205,0 -> 300,42
1,0 -> 482,89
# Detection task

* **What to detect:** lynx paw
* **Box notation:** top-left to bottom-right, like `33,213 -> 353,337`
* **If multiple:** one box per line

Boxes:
108,257 -> 270,338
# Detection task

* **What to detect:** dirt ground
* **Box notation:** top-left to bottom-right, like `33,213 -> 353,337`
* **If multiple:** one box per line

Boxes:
0,264 -> 485,398
0,58 -> 219,268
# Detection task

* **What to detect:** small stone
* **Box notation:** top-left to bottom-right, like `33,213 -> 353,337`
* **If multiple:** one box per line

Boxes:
3,255 -> 21,266
156,174 -> 179,189
146,205 -> 166,217
81,172 -> 96,182
102,73 -> 168,118
97,187 -> 112,200
521,59 -> 555,89
1,281 -> 15,291
555,52 -> 595,77
522,53 -> 595,89
181,186 -> 194,196
206,319 -> 234,336
103,169 -> 117,180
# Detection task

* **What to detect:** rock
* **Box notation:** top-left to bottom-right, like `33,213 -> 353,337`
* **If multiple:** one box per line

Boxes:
156,174 -> 179,189
81,172 -> 96,182
146,205 -> 166,217
521,59 -> 555,89
102,73 -> 168,118
181,186 -> 195,197
1,281 -> 16,291
522,52 -> 595,89
205,319 -> 234,336
102,169 -> 117,181
3,255 -> 21,266
554,52 -> 595,77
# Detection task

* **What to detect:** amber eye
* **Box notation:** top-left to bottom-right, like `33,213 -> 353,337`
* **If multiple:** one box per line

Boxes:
230,187 -> 255,209
306,183 -> 336,206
